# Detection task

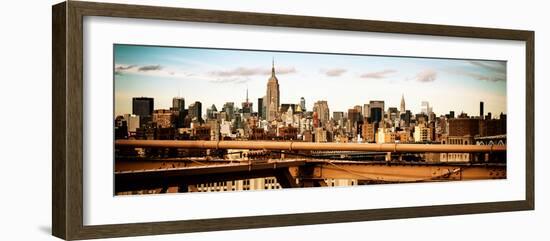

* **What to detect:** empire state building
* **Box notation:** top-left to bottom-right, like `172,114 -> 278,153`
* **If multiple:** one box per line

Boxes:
266,60 -> 280,121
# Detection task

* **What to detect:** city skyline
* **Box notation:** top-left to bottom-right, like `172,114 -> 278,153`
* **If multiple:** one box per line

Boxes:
113,44 -> 508,195
114,44 -> 507,117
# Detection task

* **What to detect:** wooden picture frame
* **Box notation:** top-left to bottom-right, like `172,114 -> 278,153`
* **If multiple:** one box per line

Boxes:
52,1 -> 534,240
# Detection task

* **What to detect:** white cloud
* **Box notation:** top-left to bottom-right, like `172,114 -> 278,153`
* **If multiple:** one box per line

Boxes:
321,68 -> 347,77
207,66 -> 297,84
360,69 -> 396,79
416,69 -> 437,82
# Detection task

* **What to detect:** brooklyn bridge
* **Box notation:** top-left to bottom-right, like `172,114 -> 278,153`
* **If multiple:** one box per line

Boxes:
114,140 -> 506,194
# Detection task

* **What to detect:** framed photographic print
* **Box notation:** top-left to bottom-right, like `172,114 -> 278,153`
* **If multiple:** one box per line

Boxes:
52,1 -> 534,240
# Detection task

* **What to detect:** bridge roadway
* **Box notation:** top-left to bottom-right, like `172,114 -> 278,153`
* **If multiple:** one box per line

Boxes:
115,157 -> 506,193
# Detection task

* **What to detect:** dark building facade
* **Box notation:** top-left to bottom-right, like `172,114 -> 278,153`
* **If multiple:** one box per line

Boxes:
188,101 -> 203,123
241,89 -> 253,116
132,97 -> 154,116
257,98 -> 264,120
348,108 -> 362,126
480,119 -> 506,136
206,104 -> 218,120
278,125 -> 298,140
132,97 -> 154,127
400,110 -> 412,126
172,97 -> 185,112
171,97 -> 186,128
480,101 -> 484,120
370,107 -> 383,124
223,102 -> 235,121
448,118 -> 480,136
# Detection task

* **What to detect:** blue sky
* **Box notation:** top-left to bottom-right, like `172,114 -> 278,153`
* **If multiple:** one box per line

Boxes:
114,44 -> 507,117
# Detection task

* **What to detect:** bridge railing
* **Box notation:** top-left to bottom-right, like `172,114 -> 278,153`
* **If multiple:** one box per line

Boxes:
115,140 -> 505,153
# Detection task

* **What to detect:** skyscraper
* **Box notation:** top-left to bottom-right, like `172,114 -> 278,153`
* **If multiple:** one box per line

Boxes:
257,97 -> 264,120
132,97 -> 154,127
266,59 -> 280,121
188,101 -> 203,123
353,105 -> 363,118
222,102 -> 235,121
388,107 -> 399,121
363,103 -> 370,118
368,100 -> 384,124
206,104 -> 217,120
241,88 -> 253,116
172,97 -> 186,128
400,94 -> 406,114
333,111 -> 344,123
348,108 -> 362,126
313,100 -> 330,126
421,101 -> 431,115
300,97 -> 306,112
480,101 -> 484,120
172,97 -> 185,112
400,110 -> 412,127
132,97 -> 154,117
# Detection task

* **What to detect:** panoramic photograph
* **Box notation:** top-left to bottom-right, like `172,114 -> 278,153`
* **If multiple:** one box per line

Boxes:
113,44 -> 507,195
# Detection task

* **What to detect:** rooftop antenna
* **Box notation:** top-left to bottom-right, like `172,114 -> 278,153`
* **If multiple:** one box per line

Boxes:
271,57 -> 275,76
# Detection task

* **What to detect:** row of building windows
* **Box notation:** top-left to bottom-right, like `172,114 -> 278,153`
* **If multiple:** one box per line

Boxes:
117,178 -> 360,195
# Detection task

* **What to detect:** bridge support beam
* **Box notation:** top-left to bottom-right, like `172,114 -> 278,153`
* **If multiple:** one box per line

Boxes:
274,168 -> 299,188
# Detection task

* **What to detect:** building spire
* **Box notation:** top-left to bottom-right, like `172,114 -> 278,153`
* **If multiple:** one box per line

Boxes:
271,57 -> 275,77
246,86 -> 249,103
400,93 -> 406,113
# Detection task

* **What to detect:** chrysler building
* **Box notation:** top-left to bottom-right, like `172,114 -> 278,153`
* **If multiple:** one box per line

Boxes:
400,94 -> 406,114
